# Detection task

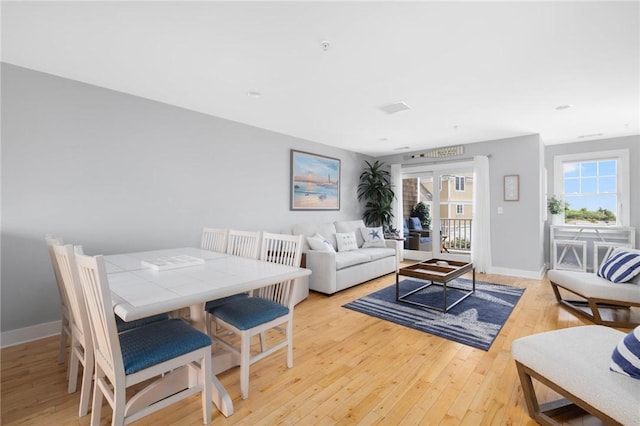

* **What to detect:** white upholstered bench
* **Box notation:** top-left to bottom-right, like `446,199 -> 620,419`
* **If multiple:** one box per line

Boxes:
512,325 -> 640,426
547,247 -> 640,328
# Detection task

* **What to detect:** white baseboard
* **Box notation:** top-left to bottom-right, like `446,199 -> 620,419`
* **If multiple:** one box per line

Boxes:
488,265 -> 546,280
1,320 -> 62,348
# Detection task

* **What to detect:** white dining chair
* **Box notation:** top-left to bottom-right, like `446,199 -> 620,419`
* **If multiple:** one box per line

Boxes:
226,229 -> 261,259
46,235 -> 72,365
201,227 -> 228,253
204,229 -> 262,334
74,251 -> 213,426
53,243 -> 94,417
209,232 -> 303,399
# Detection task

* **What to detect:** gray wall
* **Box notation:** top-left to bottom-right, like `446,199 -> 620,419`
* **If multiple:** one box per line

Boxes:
379,134 -> 546,275
1,63 -> 369,332
544,135 -> 640,265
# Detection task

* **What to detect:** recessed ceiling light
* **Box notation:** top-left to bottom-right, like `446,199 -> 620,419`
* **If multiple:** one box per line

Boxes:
378,137 -> 388,142
246,91 -> 261,98
379,101 -> 411,115
578,133 -> 604,139
555,104 -> 573,110
394,146 -> 411,150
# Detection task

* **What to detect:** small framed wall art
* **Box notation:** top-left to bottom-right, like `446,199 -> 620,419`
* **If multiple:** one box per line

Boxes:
290,150 -> 340,210
504,174 -> 519,201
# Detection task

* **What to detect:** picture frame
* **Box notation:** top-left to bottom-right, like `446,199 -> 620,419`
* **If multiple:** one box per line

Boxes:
290,150 -> 340,210
504,174 -> 519,201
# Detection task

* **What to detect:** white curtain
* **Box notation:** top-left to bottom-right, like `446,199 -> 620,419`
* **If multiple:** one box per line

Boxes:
471,155 -> 492,272
390,163 -> 404,237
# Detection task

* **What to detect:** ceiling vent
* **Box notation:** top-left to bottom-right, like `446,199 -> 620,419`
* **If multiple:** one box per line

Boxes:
405,145 -> 464,160
379,101 -> 411,115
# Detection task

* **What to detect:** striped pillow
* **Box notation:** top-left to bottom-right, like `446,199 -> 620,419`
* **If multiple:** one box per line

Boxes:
610,326 -> 640,379
597,249 -> 640,283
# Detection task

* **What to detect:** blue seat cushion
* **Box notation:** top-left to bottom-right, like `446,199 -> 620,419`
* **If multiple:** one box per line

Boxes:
211,297 -> 289,331
204,293 -> 249,313
119,318 -> 211,375
408,217 -> 422,230
116,313 -> 170,333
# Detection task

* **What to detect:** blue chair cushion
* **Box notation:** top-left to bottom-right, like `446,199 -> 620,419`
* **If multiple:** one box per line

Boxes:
116,313 -> 170,333
419,236 -> 431,243
408,217 -> 422,230
204,293 -> 249,313
211,297 -> 289,331
119,319 -> 211,375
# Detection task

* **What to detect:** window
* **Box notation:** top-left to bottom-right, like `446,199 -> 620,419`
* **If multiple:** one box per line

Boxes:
455,176 -> 465,192
554,149 -> 629,226
456,204 -> 464,215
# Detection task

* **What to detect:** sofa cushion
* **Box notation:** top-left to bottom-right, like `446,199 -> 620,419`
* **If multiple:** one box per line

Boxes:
307,233 -> 335,252
610,326 -> 640,379
336,232 -> 359,252
335,251 -> 371,270
358,247 -> 396,262
292,222 -> 338,250
598,249 -> 640,283
360,227 -> 386,248
335,220 -> 367,247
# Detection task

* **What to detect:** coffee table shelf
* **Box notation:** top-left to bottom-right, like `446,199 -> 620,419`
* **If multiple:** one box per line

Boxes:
396,259 -> 475,313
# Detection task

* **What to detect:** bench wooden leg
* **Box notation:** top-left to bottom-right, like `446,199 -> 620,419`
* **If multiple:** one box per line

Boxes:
549,281 -> 640,328
515,361 -> 623,426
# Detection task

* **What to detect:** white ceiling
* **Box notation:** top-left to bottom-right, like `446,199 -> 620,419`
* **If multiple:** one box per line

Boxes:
2,1 -> 638,157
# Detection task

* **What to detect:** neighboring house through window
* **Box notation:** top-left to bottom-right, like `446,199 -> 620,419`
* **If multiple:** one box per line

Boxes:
456,204 -> 464,215
455,176 -> 465,192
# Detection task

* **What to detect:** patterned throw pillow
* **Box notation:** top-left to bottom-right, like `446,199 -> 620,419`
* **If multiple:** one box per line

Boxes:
597,249 -> 640,283
306,233 -> 335,252
335,232 -> 358,252
610,326 -> 640,379
359,227 -> 386,248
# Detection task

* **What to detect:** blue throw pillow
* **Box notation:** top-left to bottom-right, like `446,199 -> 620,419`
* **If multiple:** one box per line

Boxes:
597,250 -> 640,283
610,326 -> 640,379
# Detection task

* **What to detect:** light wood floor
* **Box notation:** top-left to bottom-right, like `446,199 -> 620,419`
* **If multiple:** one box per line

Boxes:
0,269 -> 618,425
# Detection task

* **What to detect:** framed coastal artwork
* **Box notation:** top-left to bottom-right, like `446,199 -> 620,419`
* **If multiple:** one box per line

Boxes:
290,150 -> 340,210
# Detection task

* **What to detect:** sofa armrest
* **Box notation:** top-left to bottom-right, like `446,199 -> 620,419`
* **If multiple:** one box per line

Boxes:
304,250 -> 338,294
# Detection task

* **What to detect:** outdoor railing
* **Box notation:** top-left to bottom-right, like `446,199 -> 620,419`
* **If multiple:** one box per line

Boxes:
441,219 -> 472,252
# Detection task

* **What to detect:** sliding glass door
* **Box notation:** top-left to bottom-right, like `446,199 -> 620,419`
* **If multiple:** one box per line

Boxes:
402,162 -> 473,261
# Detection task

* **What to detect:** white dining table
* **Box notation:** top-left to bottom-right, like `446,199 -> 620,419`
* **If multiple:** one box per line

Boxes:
103,247 -> 311,417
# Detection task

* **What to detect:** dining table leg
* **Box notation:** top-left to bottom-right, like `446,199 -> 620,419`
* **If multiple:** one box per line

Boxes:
189,302 -> 234,417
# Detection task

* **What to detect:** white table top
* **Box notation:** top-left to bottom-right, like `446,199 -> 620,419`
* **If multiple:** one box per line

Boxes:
104,247 -> 311,321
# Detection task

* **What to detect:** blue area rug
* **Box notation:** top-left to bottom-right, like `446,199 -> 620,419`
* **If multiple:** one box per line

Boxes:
343,278 -> 525,351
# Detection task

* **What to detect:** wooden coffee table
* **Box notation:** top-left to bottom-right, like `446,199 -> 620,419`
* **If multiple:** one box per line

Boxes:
396,259 -> 475,312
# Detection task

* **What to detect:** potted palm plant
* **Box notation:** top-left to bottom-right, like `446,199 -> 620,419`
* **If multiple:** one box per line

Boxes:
357,160 -> 395,227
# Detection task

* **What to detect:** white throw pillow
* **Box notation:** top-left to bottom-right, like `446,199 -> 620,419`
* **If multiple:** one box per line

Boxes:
359,227 -> 386,248
306,233 -> 335,252
335,232 -> 359,252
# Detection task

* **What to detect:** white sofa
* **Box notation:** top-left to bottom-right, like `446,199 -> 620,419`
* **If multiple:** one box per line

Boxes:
292,220 -> 399,295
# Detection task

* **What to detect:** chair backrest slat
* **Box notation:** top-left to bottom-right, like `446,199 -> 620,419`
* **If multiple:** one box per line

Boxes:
46,235 -> 69,311
53,244 -> 92,347
227,230 -> 261,259
201,228 -> 228,253
257,233 -> 303,307
75,252 -> 124,380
